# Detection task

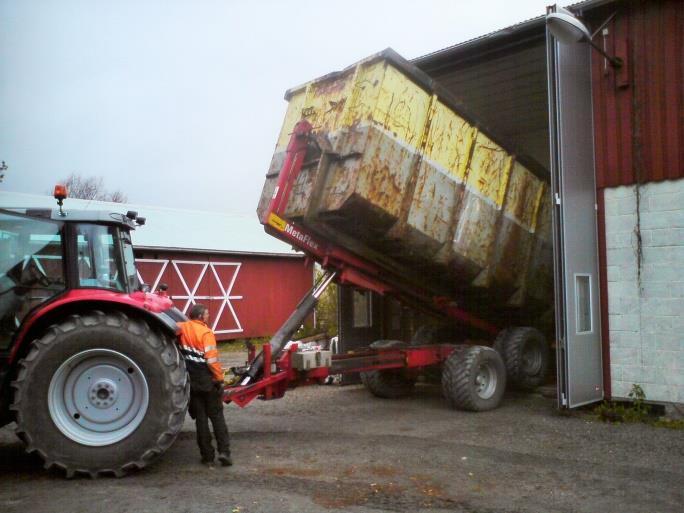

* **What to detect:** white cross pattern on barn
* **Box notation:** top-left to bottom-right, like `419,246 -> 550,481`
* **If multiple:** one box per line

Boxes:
136,259 -> 244,334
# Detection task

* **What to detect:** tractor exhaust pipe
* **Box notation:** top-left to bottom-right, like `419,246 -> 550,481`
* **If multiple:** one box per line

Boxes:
241,271 -> 336,385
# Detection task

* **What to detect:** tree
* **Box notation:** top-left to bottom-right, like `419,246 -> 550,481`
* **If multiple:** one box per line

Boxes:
58,173 -> 128,203
292,266 -> 338,340
313,267 -> 338,336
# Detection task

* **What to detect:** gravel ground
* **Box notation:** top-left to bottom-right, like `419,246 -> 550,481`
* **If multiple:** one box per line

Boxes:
0,352 -> 682,513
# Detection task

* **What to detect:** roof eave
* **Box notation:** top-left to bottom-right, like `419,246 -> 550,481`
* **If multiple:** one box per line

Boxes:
412,0 -> 619,67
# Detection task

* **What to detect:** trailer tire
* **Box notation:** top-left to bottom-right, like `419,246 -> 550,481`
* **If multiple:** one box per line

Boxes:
441,345 -> 506,411
411,325 -> 440,346
494,327 -> 549,390
11,310 -> 189,478
361,340 -> 415,399
411,324 -> 463,346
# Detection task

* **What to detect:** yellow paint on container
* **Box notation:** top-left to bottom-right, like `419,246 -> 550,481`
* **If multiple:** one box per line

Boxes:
423,101 -> 476,182
465,132 -> 512,207
504,162 -> 544,231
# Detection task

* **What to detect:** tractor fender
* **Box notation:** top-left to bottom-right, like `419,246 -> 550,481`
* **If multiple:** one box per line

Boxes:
8,290 -> 187,366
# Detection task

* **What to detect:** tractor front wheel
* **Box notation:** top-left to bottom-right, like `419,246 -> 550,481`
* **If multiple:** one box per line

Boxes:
11,310 -> 189,477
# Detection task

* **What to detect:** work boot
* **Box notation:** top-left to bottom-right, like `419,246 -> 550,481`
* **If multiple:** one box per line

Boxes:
201,457 -> 215,467
217,453 -> 233,467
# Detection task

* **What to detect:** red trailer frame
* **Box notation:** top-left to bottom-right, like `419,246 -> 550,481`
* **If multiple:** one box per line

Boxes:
223,120 -> 501,407
226,340 -> 457,407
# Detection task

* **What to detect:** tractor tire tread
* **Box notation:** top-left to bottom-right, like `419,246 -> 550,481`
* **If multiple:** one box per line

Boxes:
11,310 -> 189,478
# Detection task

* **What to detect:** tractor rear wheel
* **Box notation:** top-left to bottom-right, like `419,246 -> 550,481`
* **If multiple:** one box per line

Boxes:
11,310 -> 189,477
441,345 -> 506,411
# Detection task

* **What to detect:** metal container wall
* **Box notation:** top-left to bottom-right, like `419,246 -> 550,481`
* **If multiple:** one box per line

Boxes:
259,49 -> 552,315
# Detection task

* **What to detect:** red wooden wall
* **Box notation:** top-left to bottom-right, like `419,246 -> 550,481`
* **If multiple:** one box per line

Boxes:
135,250 -> 313,341
590,0 -> 684,188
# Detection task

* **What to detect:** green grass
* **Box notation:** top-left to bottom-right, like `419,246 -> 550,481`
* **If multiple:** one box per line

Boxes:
652,418 -> 684,430
593,384 -> 684,429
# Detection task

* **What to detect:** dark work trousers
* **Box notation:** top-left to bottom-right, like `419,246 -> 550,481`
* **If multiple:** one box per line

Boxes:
189,387 -> 230,462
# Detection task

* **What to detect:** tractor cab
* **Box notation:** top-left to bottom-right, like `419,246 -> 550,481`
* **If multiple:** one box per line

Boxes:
0,187 -> 147,350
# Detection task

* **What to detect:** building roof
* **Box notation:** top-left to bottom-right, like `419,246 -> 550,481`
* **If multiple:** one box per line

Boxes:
412,0 -> 615,66
410,0 -> 618,173
0,191 -> 302,257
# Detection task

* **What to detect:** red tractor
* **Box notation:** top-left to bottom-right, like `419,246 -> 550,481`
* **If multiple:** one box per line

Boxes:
0,187 -> 189,477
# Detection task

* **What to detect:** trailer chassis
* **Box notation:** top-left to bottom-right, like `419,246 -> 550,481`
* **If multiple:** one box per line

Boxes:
225,339 -> 457,408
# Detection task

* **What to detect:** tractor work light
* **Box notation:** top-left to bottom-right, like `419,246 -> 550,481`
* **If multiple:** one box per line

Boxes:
126,211 -> 138,220
53,184 -> 68,201
54,184 -> 68,216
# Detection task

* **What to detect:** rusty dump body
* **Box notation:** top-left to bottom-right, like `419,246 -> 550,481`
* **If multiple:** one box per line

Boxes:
258,49 -> 553,328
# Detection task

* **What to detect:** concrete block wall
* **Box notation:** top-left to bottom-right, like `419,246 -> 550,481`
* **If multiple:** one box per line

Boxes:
604,178 -> 684,404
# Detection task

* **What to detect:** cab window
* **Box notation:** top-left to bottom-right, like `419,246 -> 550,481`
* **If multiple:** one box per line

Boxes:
75,224 -> 126,292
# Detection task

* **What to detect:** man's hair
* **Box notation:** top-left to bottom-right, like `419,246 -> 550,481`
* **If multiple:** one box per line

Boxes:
189,304 -> 208,320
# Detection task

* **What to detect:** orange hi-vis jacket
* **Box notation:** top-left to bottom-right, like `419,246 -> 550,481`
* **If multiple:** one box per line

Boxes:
177,319 -> 223,382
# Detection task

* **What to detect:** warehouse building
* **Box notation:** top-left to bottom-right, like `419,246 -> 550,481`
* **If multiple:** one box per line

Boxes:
0,191 -> 313,341
338,0 -> 682,406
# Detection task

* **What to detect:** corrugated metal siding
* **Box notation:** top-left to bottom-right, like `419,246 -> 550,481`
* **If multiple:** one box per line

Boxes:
135,250 -> 313,341
592,0 -> 684,188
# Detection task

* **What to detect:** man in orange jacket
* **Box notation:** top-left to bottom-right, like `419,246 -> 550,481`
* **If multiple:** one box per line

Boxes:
178,304 -> 232,466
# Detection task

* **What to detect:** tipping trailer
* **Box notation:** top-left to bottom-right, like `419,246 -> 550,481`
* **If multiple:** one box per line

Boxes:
225,49 -> 553,411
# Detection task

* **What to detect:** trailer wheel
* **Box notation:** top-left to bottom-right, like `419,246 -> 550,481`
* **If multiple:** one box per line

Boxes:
441,345 -> 506,411
494,327 -> 549,390
411,324 -> 463,346
11,310 -> 189,477
411,325 -> 440,345
360,340 -> 415,399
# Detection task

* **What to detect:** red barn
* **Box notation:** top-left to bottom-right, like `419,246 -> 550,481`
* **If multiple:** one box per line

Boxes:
134,251 -> 311,341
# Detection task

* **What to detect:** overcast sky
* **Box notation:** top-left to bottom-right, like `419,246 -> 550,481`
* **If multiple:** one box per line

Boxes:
1,0 -> 558,215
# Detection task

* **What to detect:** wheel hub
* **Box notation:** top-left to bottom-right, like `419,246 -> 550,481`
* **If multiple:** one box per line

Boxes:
522,341 -> 543,375
89,379 -> 118,408
48,349 -> 149,446
474,362 -> 497,399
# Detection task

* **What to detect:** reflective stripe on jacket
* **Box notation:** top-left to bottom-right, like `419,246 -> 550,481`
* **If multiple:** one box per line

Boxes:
177,319 -> 223,382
